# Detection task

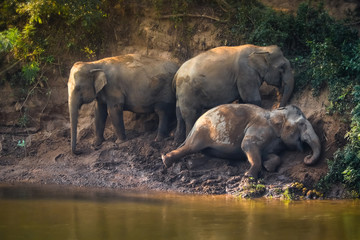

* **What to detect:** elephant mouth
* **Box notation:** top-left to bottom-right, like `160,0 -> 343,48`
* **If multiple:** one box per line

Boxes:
286,138 -> 305,152
295,140 -> 314,154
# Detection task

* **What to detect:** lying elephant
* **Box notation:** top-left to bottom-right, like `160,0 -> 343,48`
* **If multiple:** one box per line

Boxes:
68,54 -> 179,154
174,44 -> 294,142
162,104 -> 321,179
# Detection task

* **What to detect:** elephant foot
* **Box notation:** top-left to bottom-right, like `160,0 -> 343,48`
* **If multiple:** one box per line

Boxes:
155,134 -> 165,142
263,154 -> 281,172
115,137 -> 126,145
244,169 -> 259,181
161,154 -> 175,168
93,138 -> 105,150
71,149 -> 83,155
93,144 -> 102,151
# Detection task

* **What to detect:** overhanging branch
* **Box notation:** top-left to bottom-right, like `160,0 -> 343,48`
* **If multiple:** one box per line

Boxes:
0,60 -> 21,77
156,14 -> 225,23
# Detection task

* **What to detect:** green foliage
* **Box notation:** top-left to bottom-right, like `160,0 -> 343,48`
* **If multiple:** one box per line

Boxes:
0,28 -> 20,52
290,3 -> 360,108
226,1 -> 294,49
239,180 -> 267,198
1,0 -> 108,87
282,188 -> 295,201
16,0 -> 105,28
82,47 -> 96,60
319,86 -> 360,195
17,113 -> 29,128
22,61 -> 40,85
17,139 -> 26,147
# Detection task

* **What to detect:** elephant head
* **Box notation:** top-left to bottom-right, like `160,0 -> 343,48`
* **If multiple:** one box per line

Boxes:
249,46 -> 294,107
270,105 -> 321,165
68,63 -> 107,154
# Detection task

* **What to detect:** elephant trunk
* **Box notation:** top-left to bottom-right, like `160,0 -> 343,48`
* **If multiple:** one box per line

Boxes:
69,95 -> 80,154
280,63 -> 294,107
301,121 -> 321,165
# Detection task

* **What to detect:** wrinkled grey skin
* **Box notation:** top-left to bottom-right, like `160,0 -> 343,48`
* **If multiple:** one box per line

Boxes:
174,44 -> 294,142
162,104 -> 321,180
68,54 -> 179,154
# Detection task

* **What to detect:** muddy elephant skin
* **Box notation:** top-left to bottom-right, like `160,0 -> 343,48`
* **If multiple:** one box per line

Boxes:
173,44 -> 294,142
68,54 -> 179,154
162,104 -> 321,179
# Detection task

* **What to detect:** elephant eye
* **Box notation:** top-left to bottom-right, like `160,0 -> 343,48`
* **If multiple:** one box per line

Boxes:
299,121 -> 307,129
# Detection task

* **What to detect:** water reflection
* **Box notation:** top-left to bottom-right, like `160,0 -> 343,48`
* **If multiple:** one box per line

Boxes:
0,185 -> 359,240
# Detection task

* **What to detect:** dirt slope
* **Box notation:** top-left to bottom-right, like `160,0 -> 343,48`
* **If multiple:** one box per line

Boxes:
0,1 -> 354,197
0,67 -> 345,198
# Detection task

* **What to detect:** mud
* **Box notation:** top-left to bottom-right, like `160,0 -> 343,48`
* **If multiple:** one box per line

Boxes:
0,79 -> 344,198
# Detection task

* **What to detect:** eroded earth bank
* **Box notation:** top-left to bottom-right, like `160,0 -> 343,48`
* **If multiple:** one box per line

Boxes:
0,1 -> 356,198
0,71 -> 346,198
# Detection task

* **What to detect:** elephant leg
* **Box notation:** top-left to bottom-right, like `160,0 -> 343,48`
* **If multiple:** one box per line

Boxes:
154,103 -> 172,141
174,106 -> 186,143
263,154 -> 281,172
94,100 -> 107,147
162,145 -> 191,168
241,138 -> 262,179
177,97 -> 201,138
162,134 -> 205,168
182,108 -> 200,137
108,103 -> 126,142
237,82 -> 262,106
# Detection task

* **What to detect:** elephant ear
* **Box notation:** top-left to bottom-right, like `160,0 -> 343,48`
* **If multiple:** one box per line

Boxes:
248,51 -> 270,78
90,69 -> 107,94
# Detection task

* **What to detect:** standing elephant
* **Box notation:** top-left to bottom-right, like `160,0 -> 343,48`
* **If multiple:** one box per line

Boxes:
68,54 -> 179,154
174,44 -> 294,142
162,104 -> 321,180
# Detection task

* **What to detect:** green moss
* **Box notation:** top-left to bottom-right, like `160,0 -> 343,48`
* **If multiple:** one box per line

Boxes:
238,181 -> 267,198
282,188 -> 294,201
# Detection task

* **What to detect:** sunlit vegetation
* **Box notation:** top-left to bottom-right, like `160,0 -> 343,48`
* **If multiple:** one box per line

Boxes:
0,0 -> 107,82
0,0 -> 359,196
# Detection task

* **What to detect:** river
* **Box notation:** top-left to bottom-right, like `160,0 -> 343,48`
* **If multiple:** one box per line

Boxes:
0,184 -> 359,240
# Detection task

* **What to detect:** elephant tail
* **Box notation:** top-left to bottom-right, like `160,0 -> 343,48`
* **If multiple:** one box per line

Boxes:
172,72 -> 178,95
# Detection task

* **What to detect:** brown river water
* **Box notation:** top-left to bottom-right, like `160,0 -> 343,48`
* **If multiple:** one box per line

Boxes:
0,184 -> 359,240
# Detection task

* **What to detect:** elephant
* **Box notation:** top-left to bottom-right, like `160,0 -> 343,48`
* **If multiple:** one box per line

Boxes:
162,104 -> 321,180
173,44 -> 294,142
68,54 -> 179,154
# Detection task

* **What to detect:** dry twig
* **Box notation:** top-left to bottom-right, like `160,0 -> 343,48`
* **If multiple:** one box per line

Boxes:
157,14 -> 225,23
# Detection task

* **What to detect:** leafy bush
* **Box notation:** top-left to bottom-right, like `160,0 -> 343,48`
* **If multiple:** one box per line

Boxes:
0,28 -> 20,53
319,85 -> 360,195
1,0 -> 107,87
225,1 -> 294,49
21,61 -> 40,85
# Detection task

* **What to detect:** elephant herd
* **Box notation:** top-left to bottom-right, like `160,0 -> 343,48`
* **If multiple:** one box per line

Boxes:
67,44 -> 321,179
